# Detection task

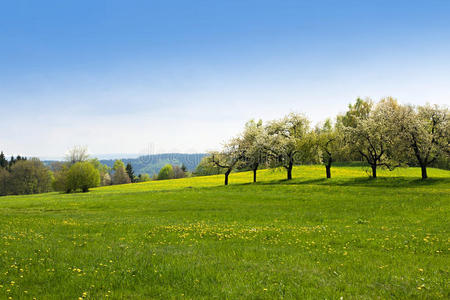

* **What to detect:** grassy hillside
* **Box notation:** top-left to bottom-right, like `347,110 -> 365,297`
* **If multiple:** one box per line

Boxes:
0,166 -> 449,299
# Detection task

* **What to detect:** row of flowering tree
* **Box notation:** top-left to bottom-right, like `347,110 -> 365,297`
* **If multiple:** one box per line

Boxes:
204,98 -> 449,185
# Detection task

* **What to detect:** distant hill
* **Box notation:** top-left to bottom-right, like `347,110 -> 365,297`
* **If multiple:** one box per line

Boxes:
100,153 -> 207,176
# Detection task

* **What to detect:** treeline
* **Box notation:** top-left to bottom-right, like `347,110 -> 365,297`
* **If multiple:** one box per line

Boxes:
50,146 -> 156,193
0,146 -> 152,196
194,98 -> 449,185
0,153 -> 52,196
0,146 -> 194,196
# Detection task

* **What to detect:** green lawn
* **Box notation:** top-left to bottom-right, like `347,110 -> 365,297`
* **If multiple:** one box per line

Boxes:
0,166 -> 449,299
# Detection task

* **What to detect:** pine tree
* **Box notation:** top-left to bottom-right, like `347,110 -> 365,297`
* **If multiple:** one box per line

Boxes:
125,163 -> 135,183
8,156 -> 16,170
0,152 -> 6,169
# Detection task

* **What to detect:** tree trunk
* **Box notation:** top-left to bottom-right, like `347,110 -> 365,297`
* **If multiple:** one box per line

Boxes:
371,165 -> 377,178
287,161 -> 293,180
326,165 -> 331,179
253,169 -> 257,183
421,164 -> 428,179
224,170 -> 231,185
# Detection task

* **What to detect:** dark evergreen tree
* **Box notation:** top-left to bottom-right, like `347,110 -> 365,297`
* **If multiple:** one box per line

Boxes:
8,156 -> 16,170
0,152 -> 7,169
181,164 -> 187,172
126,163 -> 135,183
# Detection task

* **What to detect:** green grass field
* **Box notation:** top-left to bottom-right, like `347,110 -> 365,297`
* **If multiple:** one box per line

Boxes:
0,165 -> 449,299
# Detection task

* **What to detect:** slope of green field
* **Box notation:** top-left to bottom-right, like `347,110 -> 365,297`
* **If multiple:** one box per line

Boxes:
0,166 -> 449,299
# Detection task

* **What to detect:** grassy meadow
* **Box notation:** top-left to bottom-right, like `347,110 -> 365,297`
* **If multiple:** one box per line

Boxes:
0,165 -> 449,299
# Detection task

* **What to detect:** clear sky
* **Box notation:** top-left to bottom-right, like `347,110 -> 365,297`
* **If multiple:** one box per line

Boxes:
1,0 -> 449,158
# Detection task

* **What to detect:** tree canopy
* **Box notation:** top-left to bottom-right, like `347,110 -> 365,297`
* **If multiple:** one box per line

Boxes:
157,164 -> 175,180
66,162 -> 100,193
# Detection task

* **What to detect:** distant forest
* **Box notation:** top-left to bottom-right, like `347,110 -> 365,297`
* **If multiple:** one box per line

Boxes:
43,153 -> 206,176
99,153 -> 206,176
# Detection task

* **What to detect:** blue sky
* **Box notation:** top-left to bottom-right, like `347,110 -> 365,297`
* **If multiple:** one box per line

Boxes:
1,0 -> 449,158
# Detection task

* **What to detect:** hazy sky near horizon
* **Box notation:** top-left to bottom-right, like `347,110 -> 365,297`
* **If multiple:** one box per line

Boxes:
1,0 -> 449,158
